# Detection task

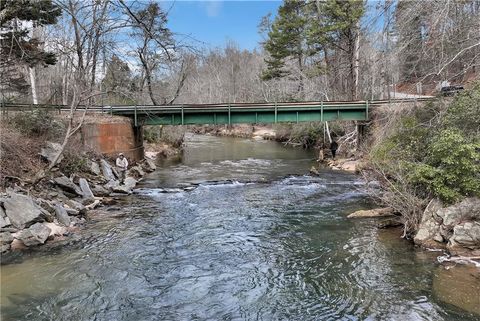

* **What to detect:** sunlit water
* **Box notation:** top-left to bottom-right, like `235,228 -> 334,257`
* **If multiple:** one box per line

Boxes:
1,134 -> 479,321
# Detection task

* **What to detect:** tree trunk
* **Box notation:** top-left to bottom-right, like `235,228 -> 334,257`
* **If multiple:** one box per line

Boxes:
29,66 -> 38,104
352,21 -> 361,100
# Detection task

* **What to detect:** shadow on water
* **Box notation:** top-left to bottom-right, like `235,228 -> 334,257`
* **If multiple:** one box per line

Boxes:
1,134 -> 479,321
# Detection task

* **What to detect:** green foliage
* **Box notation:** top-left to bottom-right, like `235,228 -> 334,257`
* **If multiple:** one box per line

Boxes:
0,0 -> 61,92
370,82 -> 480,204
406,129 -> 480,203
262,0 -> 307,81
11,109 -> 64,139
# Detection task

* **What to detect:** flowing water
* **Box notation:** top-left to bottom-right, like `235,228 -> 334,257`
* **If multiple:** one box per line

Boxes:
1,134 -> 479,321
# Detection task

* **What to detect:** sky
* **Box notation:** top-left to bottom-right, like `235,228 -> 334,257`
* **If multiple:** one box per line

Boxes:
161,1 -> 282,51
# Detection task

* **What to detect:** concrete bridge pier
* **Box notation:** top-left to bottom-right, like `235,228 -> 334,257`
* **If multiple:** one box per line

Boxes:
356,121 -> 367,148
81,119 -> 144,161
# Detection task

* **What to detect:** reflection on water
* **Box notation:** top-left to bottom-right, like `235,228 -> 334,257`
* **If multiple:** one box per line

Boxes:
1,134 -> 479,321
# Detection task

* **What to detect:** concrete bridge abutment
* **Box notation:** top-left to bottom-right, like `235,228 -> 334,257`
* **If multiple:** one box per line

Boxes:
81,118 -> 144,161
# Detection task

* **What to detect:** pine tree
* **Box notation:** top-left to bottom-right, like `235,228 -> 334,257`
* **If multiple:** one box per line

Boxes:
0,0 -> 61,95
261,0 -> 308,82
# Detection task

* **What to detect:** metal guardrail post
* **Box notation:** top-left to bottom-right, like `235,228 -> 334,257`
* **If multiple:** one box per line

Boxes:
321,101 -> 324,121
181,104 -> 184,125
134,105 -> 138,126
274,102 -> 277,123
366,100 -> 369,120
110,105 -> 113,116
228,103 -> 231,126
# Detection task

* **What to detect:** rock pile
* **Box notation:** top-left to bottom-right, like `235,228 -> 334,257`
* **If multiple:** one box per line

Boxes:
0,156 -> 156,253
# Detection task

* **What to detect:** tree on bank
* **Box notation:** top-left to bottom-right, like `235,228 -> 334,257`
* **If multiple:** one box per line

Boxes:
0,0 -> 61,103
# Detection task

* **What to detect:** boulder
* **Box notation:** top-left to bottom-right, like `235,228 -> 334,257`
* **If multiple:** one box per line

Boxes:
104,180 -> 120,192
449,221 -> 480,249
64,199 -> 87,216
92,184 -> 111,197
414,199 -> 443,246
3,192 -> 45,229
113,177 -> 137,194
79,178 -> 95,201
54,204 -> 71,226
16,223 -> 51,246
100,159 -> 116,181
0,232 -> 14,245
415,198 -> 480,251
128,166 -> 145,178
0,207 -> 11,228
39,142 -> 63,165
89,161 -> 101,176
309,166 -> 320,176
347,207 -> 395,218
143,158 -> 156,172
53,176 -> 82,196
43,222 -> 68,238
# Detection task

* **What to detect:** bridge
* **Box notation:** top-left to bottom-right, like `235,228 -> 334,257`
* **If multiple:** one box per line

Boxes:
1,97 -> 431,126
1,98 -> 432,160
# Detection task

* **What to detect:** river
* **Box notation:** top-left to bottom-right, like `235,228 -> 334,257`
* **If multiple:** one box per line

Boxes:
1,134 -> 479,320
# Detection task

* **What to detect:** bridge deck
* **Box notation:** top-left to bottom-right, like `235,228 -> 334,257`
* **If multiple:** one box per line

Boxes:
1,98 -> 431,126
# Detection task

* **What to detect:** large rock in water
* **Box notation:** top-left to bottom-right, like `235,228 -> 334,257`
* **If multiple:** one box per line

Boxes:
414,198 -> 480,253
347,207 -> 394,218
39,142 -> 63,165
16,223 -> 51,246
143,158 -> 156,172
3,192 -> 46,229
449,221 -> 480,249
53,176 -> 83,196
79,178 -> 95,202
113,177 -> 137,194
100,159 -> 116,181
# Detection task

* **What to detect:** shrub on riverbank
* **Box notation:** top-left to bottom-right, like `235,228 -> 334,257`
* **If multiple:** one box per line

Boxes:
144,125 -> 186,148
367,82 -> 480,236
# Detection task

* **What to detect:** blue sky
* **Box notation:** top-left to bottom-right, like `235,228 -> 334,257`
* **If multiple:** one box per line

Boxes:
161,1 -> 282,51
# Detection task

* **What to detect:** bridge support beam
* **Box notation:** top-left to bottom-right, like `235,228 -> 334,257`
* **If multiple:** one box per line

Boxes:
356,121 -> 367,148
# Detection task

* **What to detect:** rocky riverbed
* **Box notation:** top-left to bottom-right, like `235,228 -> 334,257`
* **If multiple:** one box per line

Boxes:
0,150 -> 157,254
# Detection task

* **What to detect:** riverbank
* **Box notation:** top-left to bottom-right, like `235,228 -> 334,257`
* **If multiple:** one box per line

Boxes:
0,151 -> 157,254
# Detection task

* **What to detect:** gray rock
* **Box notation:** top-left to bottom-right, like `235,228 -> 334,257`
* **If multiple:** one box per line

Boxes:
53,176 -> 82,196
92,184 -> 110,197
449,221 -> 480,249
1,244 -> 11,253
0,207 -> 11,228
79,178 -> 95,201
65,208 -> 79,216
414,199 -> 443,246
0,232 -> 14,245
89,161 -> 101,176
54,205 -> 71,226
100,159 -> 116,181
143,158 -> 156,172
112,185 -> 132,194
0,215 -> 11,228
39,142 -> 63,165
124,177 -> 137,190
129,166 -> 145,177
3,192 -> 45,229
436,198 -> 480,227
17,223 -> 51,246
64,199 -> 86,216
415,198 -> 480,249
104,180 -> 120,192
